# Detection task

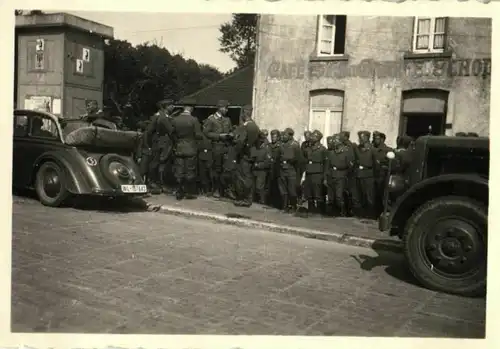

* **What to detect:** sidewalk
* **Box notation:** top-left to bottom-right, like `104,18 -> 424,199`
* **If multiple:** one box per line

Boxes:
145,194 -> 402,253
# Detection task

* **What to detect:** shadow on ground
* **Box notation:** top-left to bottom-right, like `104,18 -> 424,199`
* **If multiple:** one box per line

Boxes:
12,189 -> 150,214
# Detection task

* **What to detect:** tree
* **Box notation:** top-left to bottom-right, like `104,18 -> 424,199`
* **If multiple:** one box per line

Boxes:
218,14 -> 258,69
103,39 -> 224,128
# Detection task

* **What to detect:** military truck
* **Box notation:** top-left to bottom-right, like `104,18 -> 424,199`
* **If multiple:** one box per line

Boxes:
379,135 -> 488,297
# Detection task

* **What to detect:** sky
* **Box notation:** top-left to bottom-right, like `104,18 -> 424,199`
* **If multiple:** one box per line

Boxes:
70,11 -> 236,73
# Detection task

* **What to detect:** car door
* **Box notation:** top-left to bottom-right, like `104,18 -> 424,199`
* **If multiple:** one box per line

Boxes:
12,114 -> 29,188
14,112 -> 64,188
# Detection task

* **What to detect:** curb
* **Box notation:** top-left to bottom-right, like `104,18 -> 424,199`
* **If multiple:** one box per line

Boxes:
146,202 -> 403,253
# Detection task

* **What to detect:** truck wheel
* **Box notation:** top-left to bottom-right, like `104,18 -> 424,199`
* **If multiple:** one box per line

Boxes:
35,161 -> 70,207
403,196 -> 487,297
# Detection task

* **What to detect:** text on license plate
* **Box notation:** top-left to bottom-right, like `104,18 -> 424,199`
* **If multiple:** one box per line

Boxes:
121,185 -> 147,193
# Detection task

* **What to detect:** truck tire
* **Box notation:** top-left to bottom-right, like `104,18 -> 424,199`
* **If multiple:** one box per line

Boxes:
35,161 -> 70,207
403,196 -> 487,297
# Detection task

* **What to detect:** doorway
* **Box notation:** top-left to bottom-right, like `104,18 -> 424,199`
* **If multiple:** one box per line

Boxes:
401,89 -> 449,138
403,113 -> 446,138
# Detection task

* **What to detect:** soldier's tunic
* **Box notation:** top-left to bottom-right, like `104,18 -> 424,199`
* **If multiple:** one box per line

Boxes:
303,143 -> 327,202
251,142 -> 272,204
352,143 -> 376,215
156,112 -> 174,184
373,142 -> 392,213
233,119 -> 261,205
278,140 -> 303,206
324,145 -> 353,213
141,111 -> 171,185
344,140 -> 357,214
197,134 -> 213,195
267,140 -> 282,207
202,113 -> 233,195
170,110 -> 203,195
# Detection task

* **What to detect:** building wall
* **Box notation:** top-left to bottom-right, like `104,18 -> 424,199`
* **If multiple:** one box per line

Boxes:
16,32 -> 64,110
253,15 -> 491,146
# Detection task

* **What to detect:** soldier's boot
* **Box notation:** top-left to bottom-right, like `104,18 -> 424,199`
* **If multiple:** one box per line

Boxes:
176,180 -> 185,200
338,203 -> 347,217
325,202 -> 335,216
149,183 -> 162,195
282,195 -> 289,212
317,200 -> 325,215
258,191 -> 266,205
289,196 -> 298,213
306,200 -> 315,216
185,180 -> 197,200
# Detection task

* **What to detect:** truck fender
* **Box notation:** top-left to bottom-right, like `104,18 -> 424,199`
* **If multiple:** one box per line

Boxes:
32,151 -> 93,194
389,174 -> 489,237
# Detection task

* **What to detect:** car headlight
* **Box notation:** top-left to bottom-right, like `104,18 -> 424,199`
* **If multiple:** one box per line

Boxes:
109,161 -> 135,183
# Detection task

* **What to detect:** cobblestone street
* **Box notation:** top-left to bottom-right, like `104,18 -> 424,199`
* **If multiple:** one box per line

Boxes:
11,196 -> 486,337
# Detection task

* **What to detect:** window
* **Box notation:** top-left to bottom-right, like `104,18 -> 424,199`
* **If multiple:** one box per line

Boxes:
13,115 -> 28,137
309,90 -> 344,146
413,17 -> 446,53
317,15 -> 347,56
29,115 -> 59,140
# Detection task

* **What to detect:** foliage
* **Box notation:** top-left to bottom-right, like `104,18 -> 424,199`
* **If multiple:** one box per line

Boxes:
219,14 -> 258,69
103,39 -> 224,129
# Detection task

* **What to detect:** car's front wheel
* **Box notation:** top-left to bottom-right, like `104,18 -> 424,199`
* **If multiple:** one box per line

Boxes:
404,196 -> 487,297
35,161 -> 70,207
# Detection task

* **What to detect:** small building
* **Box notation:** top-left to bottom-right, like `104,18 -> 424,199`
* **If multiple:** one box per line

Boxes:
253,15 -> 491,145
15,12 -> 114,118
178,65 -> 254,126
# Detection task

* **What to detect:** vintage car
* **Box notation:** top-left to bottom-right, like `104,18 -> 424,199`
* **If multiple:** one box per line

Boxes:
12,109 -> 147,207
379,135 -> 488,297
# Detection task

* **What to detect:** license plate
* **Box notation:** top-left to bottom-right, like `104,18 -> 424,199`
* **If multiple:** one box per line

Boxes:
121,185 -> 147,193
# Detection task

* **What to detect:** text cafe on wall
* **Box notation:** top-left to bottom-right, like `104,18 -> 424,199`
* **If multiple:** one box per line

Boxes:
252,15 -> 491,145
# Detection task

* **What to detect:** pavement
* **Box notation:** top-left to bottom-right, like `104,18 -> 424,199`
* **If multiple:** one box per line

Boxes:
11,195 -> 486,336
145,194 -> 402,252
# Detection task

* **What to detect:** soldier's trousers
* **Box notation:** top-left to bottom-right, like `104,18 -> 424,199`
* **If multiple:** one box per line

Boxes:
198,158 -> 213,194
351,176 -> 375,214
235,159 -> 254,204
174,155 -> 197,194
374,172 -> 387,214
278,167 -> 297,206
268,166 -> 281,207
211,146 -> 227,193
148,150 -> 162,185
303,173 -> 324,202
253,170 -> 268,203
326,176 -> 347,210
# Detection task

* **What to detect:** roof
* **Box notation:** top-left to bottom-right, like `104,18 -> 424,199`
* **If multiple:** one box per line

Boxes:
15,12 -> 114,39
179,65 -> 254,107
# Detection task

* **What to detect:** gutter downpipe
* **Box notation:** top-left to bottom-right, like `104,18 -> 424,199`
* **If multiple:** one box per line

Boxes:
252,14 -> 261,123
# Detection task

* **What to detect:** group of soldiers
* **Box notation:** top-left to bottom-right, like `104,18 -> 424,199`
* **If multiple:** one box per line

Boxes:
136,98 -> 416,218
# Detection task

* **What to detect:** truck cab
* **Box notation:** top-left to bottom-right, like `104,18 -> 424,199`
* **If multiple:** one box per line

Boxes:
379,135 -> 489,297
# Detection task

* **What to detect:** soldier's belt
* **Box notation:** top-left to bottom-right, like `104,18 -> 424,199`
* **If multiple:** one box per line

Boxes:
357,166 -> 373,170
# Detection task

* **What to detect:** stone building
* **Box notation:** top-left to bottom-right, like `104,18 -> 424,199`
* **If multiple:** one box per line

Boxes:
252,15 -> 491,145
15,12 -> 113,118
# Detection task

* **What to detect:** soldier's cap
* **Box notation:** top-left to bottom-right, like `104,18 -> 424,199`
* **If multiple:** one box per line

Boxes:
217,99 -> 229,108
358,130 -> 371,138
270,129 -> 280,136
284,127 -> 294,136
326,135 -> 334,141
373,131 -> 382,137
261,128 -> 269,135
157,99 -> 174,108
304,130 -> 312,136
341,131 -> 350,138
312,130 -> 323,139
242,104 -> 253,112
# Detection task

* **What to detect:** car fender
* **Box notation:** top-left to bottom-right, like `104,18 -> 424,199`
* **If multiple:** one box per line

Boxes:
32,150 -> 94,194
388,173 -> 489,235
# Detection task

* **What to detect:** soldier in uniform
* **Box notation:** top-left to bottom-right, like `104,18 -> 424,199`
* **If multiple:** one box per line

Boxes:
233,105 -> 261,207
197,131 -> 213,196
302,130 -> 327,214
141,99 -> 175,194
155,99 -> 176,194
301,131 -> 312,154
352,131 -> 376,218
170,103 -> 203,200
222,143 -> 238,200
372,131 -> 392,215
324,134 -> 353,216
260,129 -> 270,146
339,131 -> 356,216
251,130 -> 272,204
267,129 -> 282,208
202,100 -> 233,198
278,128 -> 303,212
